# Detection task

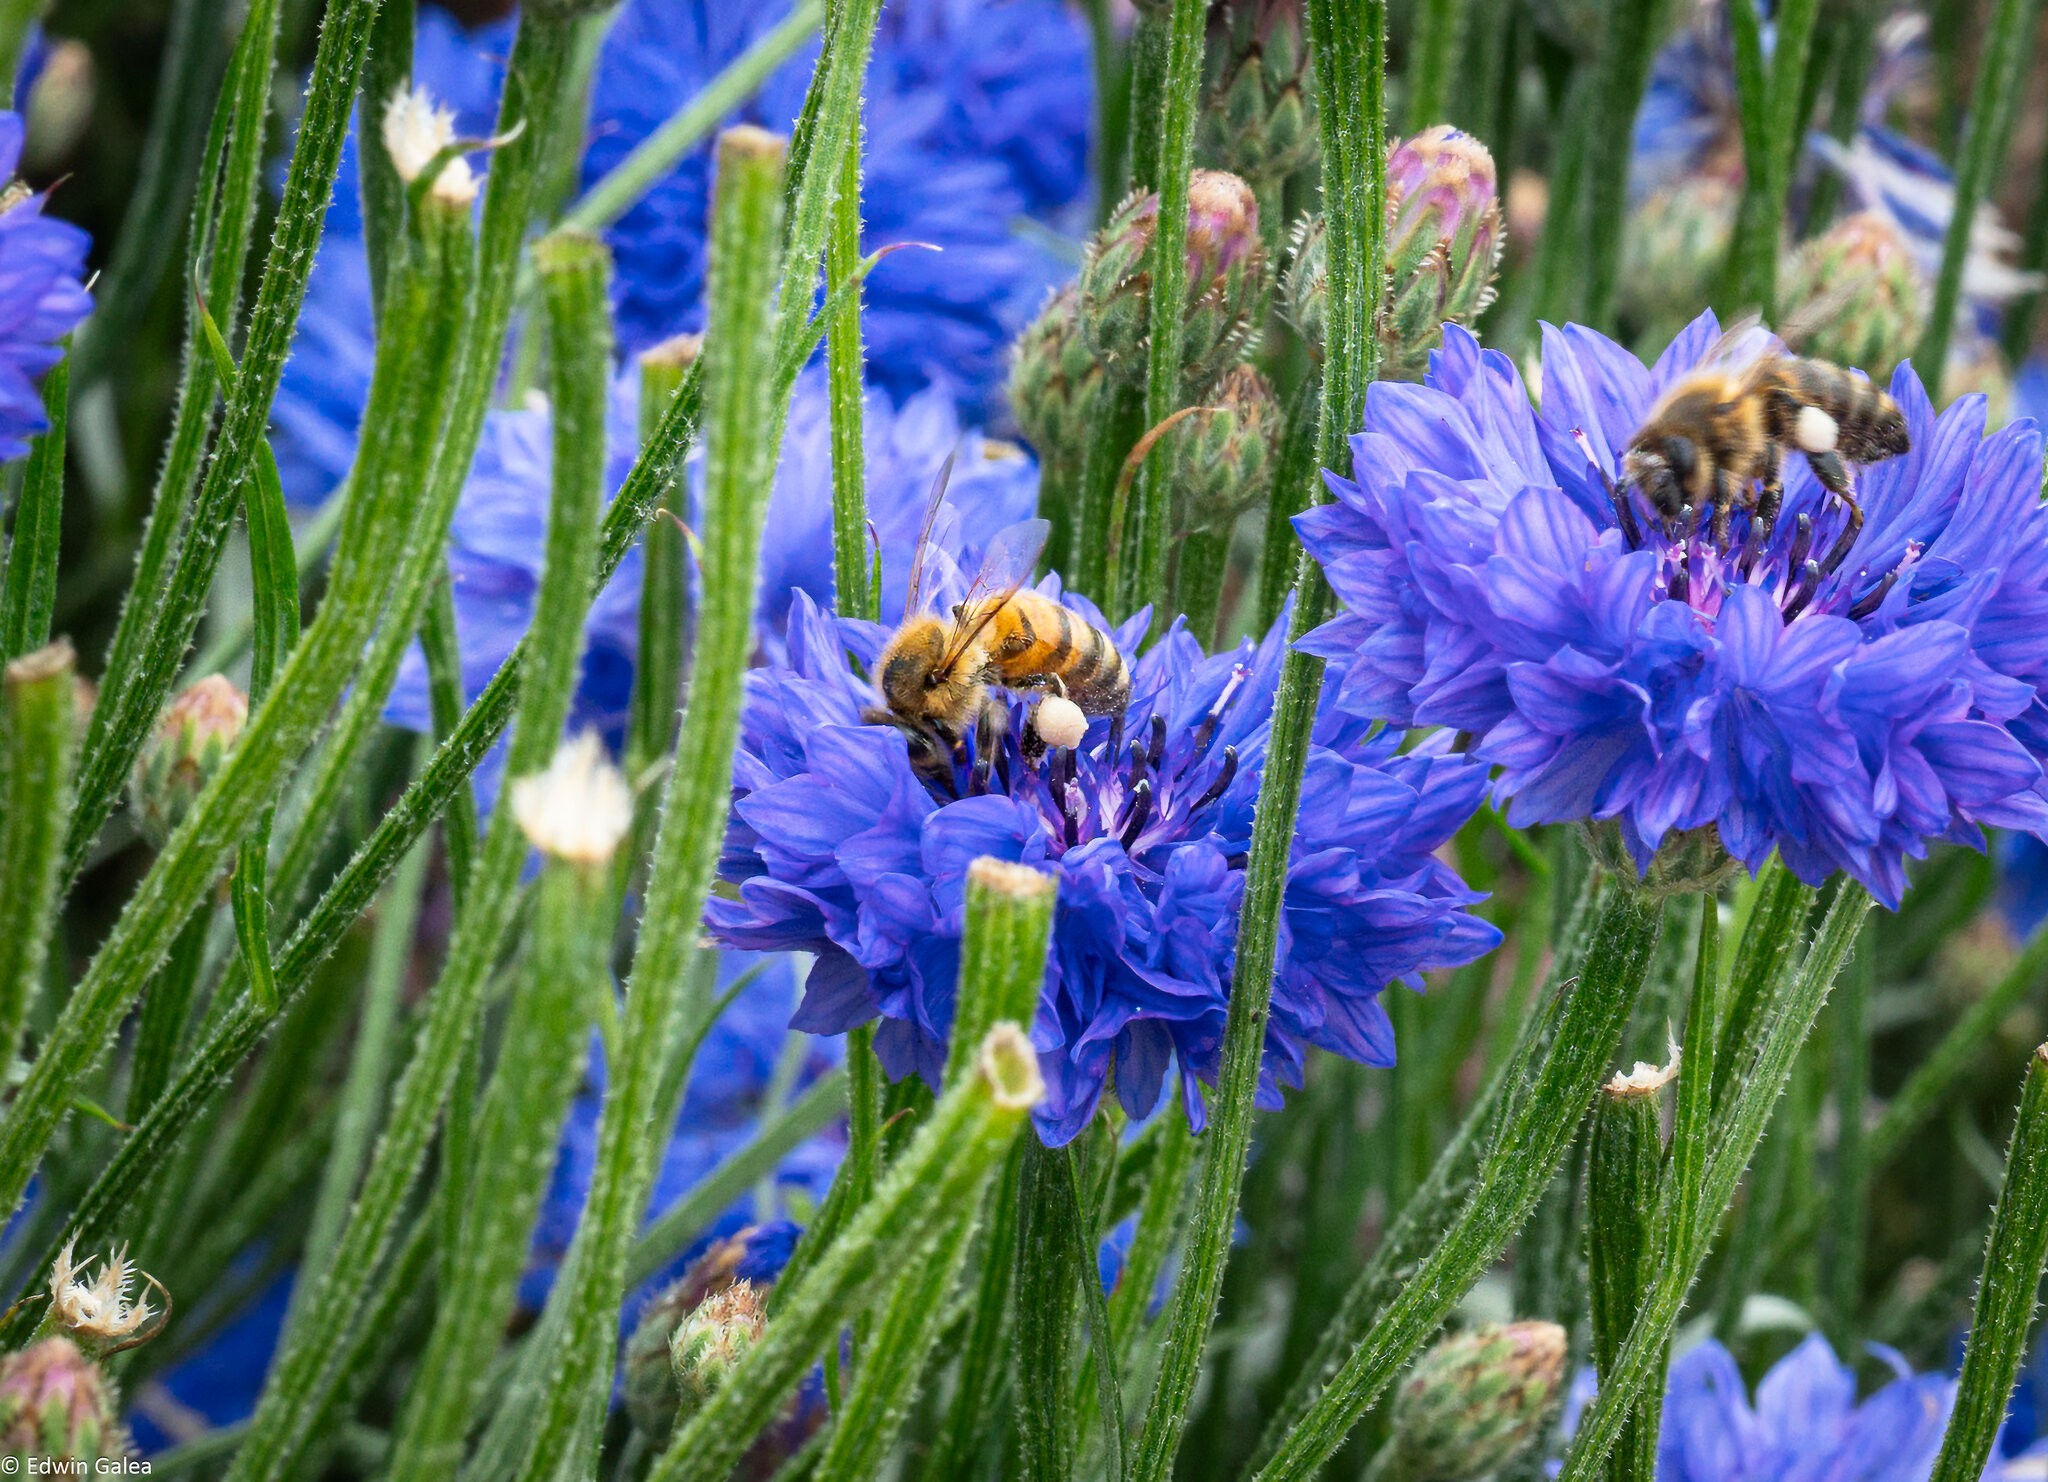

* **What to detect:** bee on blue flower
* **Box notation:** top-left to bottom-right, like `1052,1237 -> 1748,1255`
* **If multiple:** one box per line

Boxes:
1298,314 -> 2048,908
709,573 -> 1501,1146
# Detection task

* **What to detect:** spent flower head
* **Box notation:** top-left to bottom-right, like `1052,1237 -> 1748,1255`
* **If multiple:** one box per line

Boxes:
709,584 -> 1500,1145
511,730 -> 633,864
1299,315 -> 2048,907
380,82 -> 478,203
46,1240 -> 164,1352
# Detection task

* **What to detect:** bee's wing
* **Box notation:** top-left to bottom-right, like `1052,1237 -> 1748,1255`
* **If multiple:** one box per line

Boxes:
933,517 -> 1051,674
903,452 -> 959,618
1694,312 -> 1776,373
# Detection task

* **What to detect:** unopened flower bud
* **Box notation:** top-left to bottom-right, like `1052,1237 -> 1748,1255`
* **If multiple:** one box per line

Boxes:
1280,212 -> 1326,357
1781,212 -> 1925,378
1583,819 -> 1738,897
1199,0 -> 1318,190
382,84 -> 478,205
1168,365 -> 1280,534
1381,126 -> 1505,381
1392,1322 -> 1568,1482
1008,285 -> 1104,473
511,731 -> 632,866
1078,170 -> 1267,394
1619,179 -> 1739,347
670,1281 -> 764,1410
130,675 -> 246,849
0,1338 -> 126,1462
625,1224 -> 800,1446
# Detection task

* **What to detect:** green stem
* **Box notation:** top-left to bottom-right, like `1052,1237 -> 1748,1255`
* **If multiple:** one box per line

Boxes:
649,1027 -> 1045,1482
1928,1044 -> 2048,1481
930,1143 -> 1027,1478
1252,879 -> 1662,1482
1017,1140 -> 1083,1482
507,127 -> 791,1482
358,0 -> 415,314
0,642 -> 75,1065
1130,2 -> 1383,1475
1117,0 -> 1207,619
0,351 -> 69,659
1580,0 -> 1662,327
825,100 -> 872,624
64,0 -> 376,880
1406,0 -> 1467,129
383,230 -> 616,1482
1126,4 -> 1172,191
1916,0 -> 2043,382
1587,1074 -> 1665,1482
1554,880 -> 1872,1482
1253,375 -> 1322,634
126,906 -> 209,1121
625,343 -> 697,779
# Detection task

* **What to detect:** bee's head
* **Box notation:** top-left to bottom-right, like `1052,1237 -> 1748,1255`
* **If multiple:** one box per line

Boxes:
876,618 -> 950,713
862,704 -> 956,783
1622,434 -> 1697,523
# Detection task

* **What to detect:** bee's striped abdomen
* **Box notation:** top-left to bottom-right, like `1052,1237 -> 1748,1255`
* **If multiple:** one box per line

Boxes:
1776,358 -> 1911,462
995,595 -> 1131,716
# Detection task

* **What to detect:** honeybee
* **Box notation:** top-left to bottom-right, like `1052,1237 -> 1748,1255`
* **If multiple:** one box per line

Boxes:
1614,332 -> 1911,574
865,465 -> 1131,788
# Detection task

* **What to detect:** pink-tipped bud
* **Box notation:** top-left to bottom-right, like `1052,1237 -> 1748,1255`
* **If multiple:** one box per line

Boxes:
0,1337 -> 127,1461
129,675 -> 247,849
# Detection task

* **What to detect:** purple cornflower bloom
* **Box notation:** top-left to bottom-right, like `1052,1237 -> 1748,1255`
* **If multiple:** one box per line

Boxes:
0,110 -> 87,461
708,587 -> 1500,1145
1297,316 -> 2048,908
381,366 -> 1036,786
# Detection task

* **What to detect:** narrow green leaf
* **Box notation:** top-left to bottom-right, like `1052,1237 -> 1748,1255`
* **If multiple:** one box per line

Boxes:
1588,1074 -> 1667,1482
0,351 -> 69,659
1929,1044 -> 2048,1480
0,641 -> 76,1063
649,1026 -> 1046,1482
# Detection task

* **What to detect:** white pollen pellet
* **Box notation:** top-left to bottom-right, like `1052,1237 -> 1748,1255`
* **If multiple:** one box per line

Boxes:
1033,695 -> 1089,750
1794,405 -> 1839,454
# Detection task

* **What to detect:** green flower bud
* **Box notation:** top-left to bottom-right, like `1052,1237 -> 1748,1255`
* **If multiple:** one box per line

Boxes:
1078,170 -> 1268,394
1781,212 -> 1926,380
1199,0 -> 1318,190
1583,819 -> 1738,898
1392,1321 -> 1568,1482
0,1338 -> 127,1462
129,674 -> 247,849
670,1281 -> 765,1412
1380,125 -> 1505,381
1619,179 -> 1739,347
1280,212 -> 1326,358
1008,284 -> 1104,473
1169,365 -> 1281,534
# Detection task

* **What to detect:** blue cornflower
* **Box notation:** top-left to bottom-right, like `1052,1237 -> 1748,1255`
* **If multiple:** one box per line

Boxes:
0,110 -> 87,462
707,586 -> 1500,1145
272,0 -> 1091,504
1561,1334 -> 1958,1481
381,365 -> 1037,781
1298,315 -> 2048,908
589,0 -> 1091,412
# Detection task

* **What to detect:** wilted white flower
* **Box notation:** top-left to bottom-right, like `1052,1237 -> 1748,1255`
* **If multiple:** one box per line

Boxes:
381,83 -> 477,204
47,1240 -> 164,1349
511,731 -> 633,865
1605,1041 -> 1681,1098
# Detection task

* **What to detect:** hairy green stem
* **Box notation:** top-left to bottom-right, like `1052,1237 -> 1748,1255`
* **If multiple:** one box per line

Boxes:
0,642 -> 75,1065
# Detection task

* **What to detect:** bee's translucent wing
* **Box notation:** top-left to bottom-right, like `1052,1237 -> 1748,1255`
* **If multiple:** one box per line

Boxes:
1694,312 -> 1775,373
934,517 -> 1050,674
903,453 -> 958,617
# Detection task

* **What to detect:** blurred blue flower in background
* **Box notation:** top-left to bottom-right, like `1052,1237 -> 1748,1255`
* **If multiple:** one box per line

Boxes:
709,590 -> 1500,1145
1299,316 -> 2048,906
0,109 -> 88,461
1562,1334 -> 1958,1481
272,0 -> 1091,504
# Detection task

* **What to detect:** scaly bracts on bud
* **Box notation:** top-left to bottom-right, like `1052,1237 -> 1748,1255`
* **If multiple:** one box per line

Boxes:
0,1338 -> 126,1462
1199,0 -> 1317,191
1782,212 -> 1927,379
1379,126 -> 1504,381
1391,1322 -> 1569,1481
1008,285 -> 1105,475
1078,170 -> 1267,395
1167,364 -> 1280,534
128,674 -> 246,849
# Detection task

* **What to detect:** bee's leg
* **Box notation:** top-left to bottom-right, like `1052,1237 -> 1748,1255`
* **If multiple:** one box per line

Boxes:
1753,447 -> 1783,545
970,703 -> 1005,794
1709,472 -> 1733,549
1806,450 -> 1864,576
